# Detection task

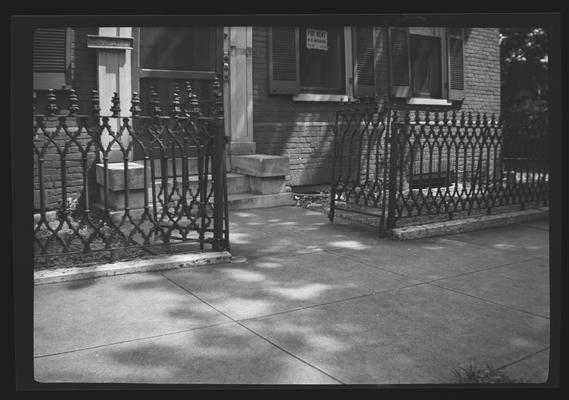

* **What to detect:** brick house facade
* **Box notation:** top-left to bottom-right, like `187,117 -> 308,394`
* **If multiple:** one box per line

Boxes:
33,25 -> 501,210
252,27 -> 500,187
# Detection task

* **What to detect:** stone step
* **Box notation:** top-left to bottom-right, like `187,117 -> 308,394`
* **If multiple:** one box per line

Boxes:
112,157 -> 225,177
90,192 -> 294,223
94,170 -> 288,212
153,173 -> 250,195
149,157 -> 211,177
227,192 -> 295,210
232,154 -> 289,177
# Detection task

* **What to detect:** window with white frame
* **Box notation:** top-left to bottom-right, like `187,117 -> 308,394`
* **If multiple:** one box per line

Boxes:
299,27 -> 345,94
268,26 -> 376,99
268,26 -> 465,102
389,27 -> 465,102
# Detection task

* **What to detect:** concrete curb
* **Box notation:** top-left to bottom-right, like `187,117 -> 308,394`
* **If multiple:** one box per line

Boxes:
34,251 -> 233,285
390,207 -> 549,240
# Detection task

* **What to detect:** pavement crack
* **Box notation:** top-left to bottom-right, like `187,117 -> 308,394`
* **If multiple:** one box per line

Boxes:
160,273 -> 346,384
426,281 -> 550,320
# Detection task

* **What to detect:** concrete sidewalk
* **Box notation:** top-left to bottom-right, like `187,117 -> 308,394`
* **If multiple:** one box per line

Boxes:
33,206 -> 550,385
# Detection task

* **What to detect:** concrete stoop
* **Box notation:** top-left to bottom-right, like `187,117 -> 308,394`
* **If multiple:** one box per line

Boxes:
90,154 -> 293,212
227,154 -> 293,210
390,207 -> 549,240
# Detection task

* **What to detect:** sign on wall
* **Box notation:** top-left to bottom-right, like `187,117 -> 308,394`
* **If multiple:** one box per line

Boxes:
306,29 -> 328,51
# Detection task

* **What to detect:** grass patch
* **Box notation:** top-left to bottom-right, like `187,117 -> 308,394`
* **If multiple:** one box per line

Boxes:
452,362 -> 523,384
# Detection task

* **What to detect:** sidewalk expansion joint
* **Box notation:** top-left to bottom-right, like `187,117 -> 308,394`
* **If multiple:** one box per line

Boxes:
238,280 -> 427,324
425,281 -> 550,320
422,257 -> 542,284
34,320 -> 235,359
497,346 -> 550,371
322,250 -> 417,281
328,247 -> 542,287
159,273 -> 346,384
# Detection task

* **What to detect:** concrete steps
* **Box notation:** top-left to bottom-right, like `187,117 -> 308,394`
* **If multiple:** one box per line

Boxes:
227,154 -> 292,210
94,154 -> 293,213
154,173 -> 250,195
227,192 -> 294,210
153,172 -> 293,210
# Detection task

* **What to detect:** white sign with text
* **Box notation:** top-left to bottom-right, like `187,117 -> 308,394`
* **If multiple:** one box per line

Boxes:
306,29 -> 328,51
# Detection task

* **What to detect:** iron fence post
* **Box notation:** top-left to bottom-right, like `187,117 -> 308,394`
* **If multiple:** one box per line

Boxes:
211,77 -> 226,251
328,104 -> 342,223
386,111 -> 400,231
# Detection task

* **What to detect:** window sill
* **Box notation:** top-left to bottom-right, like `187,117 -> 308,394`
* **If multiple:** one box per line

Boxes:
292,93 -> 351,102
406,97 -> 452,106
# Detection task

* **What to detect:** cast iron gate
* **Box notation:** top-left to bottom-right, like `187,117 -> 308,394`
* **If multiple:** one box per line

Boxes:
329,98 -> 549,234
33,78 -> 229,269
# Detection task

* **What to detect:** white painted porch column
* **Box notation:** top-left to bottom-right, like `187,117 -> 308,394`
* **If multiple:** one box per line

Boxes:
94,27 -> 133,162
225,27 -> 255,157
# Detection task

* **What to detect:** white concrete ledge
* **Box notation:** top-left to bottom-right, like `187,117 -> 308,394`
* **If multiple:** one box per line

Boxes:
391,207 -> 549,240
34,251 -> 232,285
292,93 -> 351,102
406,97 -> 453,106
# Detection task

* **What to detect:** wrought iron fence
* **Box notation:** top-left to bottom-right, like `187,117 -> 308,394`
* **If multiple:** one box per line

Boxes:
33,78 -> 229,269
329,99 -> 549,233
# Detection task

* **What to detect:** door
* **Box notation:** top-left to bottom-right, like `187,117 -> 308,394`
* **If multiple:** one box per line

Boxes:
130,27 -> 226,249
133,27 -> 223,110
131,27 -> 223,170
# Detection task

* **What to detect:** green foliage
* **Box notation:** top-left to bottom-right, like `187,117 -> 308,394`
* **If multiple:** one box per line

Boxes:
500,28 -> 548,114
452,361 -> 521,384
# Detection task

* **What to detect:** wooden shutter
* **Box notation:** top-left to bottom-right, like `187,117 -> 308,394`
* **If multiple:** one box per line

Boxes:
268,27 -> 300,95
33,28 -> 66,72
447,28 -> 465,101
352,27 -> 376,98
388,27 -> 411,98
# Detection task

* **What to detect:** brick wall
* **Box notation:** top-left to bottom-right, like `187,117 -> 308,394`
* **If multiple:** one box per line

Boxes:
33,118 -> 99,212
252,27 -> 338,187
252,27 -> 501,187
462,28 -> 501,116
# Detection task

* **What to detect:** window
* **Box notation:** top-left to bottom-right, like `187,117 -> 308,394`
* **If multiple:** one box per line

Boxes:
139,27 -> 215,71
299,27 -> 345,94
33,28 -> 71,90
132,27 -> 222,112
410,33 -> 442,98
268,27 -> 376,99
389,27 -> 465,102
